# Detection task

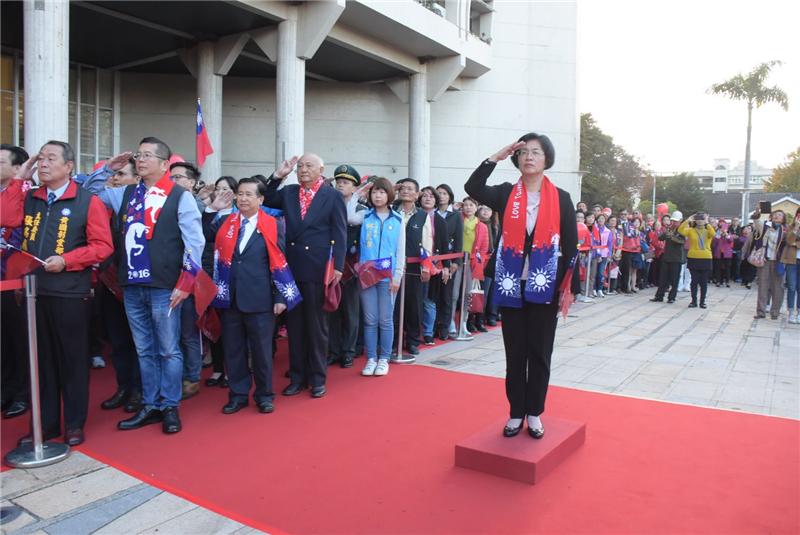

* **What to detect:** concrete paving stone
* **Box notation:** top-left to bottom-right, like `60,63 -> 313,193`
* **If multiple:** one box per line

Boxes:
651,352 -> 694,366
611,389 -> 665,402
231,527 -> 267,535
618,376 -> 673,395
94,491 -> 198,535
0,500 -> 37,532
662,394 -> 716,407
667,344 -> 704,356
725,371 -> 771,388
550,365 -> 592,383
0,468 -> 45,500
598,359 -> 644,373
638,362 -> 684,379
26,451 -> 105,485
771,375 -> 799,392
579,371 -> 634,388
715,385 -> 769,406
567,355 -> 609,369
14,466 -> 140,519
768,390 -> 800,410
138,505 -> 244,535
732,359 -> 773,374
559,338 -> 592,348
691,357 -> 731,370
44,485 -> 160,535
667,380 -> 720,400
769,405 -> 800,419
715,401 -> 770,415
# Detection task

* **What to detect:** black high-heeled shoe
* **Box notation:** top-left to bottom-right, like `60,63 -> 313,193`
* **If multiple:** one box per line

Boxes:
528,425 -> 545,439
503,419 -> 524,437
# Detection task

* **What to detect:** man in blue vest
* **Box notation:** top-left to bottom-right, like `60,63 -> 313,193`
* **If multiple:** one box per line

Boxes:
83,137 -> 204,434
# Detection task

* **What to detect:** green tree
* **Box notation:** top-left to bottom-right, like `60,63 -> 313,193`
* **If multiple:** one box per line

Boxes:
709,61 -> 789,190
579,113 -> 648,211
765,146 -> 800,193
656,173 -> 706,216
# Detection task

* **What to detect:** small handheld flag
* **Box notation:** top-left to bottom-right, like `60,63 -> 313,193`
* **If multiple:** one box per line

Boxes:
196,99 -> 214,168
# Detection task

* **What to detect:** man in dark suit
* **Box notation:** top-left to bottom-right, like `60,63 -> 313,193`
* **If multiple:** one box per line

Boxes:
263,154 -> 346,398
210,177 -> 290,414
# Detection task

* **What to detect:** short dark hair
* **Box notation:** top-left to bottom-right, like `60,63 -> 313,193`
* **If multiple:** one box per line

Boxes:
420,186 -> 437,199
42,140 -> 75,163
139,136 -> 172,160
369,176 -> 395,206
216,176 -> 238,191
0,144 -> 29,166
510,132 -> 555,170
462,196 -> 478,206
435,183 -> 455,205
170,161 -> 200,182
237,176 -> 266,197
396,177 -> 419,191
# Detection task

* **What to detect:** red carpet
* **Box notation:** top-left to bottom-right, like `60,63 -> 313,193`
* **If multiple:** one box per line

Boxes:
2,355 -> 798,534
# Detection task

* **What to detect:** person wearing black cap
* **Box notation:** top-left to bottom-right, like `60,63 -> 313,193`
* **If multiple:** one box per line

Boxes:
329,164 -> 367,368
434,183 -> 463,340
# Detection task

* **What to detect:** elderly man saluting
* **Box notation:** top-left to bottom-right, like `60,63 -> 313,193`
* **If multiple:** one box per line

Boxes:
263,154 -> 346,398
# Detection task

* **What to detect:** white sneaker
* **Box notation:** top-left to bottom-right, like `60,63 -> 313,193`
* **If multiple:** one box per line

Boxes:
91,356 -> 106,369
577,295 -> 594,303
590,291 -> 597,298
362,360 -> 377,376
597,290 -> 605,298
374,359 -> 390,376
789,311 -> 799,324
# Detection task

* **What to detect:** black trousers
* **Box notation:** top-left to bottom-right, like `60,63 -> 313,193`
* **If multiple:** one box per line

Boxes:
36,295 -> 90,434
619,251 -> 633,292
689,263 -> 711,305
655,262 -> 682,302
328,276 -> 360,360
394,270 -> 422,349
222,306 -> 276,403
99,285 -> 140,393
435,270 -> 455,335
287,281 -> 328,388
210,338 -> 225,374
1,291 -> 29,404
500,301 -> 559,418
714,258 -> 731,284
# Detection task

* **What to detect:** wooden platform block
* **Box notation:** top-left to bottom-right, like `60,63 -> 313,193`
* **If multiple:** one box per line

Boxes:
454,417 -> 586,484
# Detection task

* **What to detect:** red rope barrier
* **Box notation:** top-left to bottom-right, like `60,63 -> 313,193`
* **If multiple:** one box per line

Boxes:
0,279 -> 23,291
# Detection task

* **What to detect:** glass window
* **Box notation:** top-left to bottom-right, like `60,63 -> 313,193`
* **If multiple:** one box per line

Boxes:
80,104 -> 96,160
1,92 -> 13,144
68,102 -> 77,149
99,70 -> 113,108
80,67 -> 96,105
80,155 -> 95,175
69,67 -> 78,102
99,109 -> 113,157
1,55 -> 13,91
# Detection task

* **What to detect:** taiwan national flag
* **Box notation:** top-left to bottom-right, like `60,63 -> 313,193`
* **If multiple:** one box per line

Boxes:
196,99 -> 214,168
419,247 -> 440,276
175,255 -> 218,316
356,257 -> 392,289
2,244 -> 44,280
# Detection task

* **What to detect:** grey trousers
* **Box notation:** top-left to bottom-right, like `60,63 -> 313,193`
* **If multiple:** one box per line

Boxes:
756,260 -> 785,318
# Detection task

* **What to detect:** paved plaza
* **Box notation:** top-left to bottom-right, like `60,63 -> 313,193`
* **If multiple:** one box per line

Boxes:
1,284 -> 797,534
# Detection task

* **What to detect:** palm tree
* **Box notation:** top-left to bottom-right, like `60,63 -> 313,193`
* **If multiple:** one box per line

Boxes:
709,60 -> 789,190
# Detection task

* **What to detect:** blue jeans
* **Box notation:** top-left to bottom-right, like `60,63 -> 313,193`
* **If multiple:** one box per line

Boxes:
421,282 -> 436,337
180,295 -> 202,383
786,263 -> 800,310
360,279 -> 394,361
595,258 -> 609,291
123,286 -> 183,410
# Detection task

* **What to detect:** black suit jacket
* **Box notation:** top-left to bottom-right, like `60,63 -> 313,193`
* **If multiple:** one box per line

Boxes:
263,178 -> 347,283
403,210 -> 450,274
465,160 -> 578,289
209,215 -> 284,314
438,209 -> 464,267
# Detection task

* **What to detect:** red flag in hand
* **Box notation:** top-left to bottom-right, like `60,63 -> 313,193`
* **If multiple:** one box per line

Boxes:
196,99 -> 214,168
356,258 -> 392,289
3,246 -> 44,280
323,244 -> 336,286
175,256 -> 217,316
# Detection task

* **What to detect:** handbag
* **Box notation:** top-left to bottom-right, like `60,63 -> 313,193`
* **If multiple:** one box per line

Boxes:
748,247 -> 766,268
467,279 -> 484,313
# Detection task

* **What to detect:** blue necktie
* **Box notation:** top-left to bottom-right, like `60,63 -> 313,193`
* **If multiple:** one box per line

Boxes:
47,192 -> 56,206
237,219 -> 248,251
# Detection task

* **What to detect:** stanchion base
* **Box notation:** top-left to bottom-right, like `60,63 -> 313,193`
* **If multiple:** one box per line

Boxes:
390,355 -> 417,364
454,335 -> 474,341
4,441 -> 70,469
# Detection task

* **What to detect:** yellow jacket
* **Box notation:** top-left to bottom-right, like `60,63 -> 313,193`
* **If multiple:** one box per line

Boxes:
677,221 -> 715,259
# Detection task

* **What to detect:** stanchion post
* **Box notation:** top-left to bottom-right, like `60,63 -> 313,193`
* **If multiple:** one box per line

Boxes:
583,253 -> 592,299
455,252 -> 474,341
4,274 -> 70,468
391,267 -> 416,364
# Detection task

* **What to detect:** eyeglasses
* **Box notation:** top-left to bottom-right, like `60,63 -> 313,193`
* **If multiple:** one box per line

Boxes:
133,152 -> 165,161
515,149 -> 545,159
170,174 -> 191,181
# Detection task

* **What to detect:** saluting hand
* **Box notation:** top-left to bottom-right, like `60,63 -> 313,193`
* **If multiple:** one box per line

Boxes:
107,151 -> 134,172
18,155 -> 37,181
274,156 -> 300,179
209,189 -> 234,211
488,141 -> 526,163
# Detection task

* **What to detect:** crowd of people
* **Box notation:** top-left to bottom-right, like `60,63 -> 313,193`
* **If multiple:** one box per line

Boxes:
0,139 -> 511,445
1,135 -> 798,448
571,200 -> 800,319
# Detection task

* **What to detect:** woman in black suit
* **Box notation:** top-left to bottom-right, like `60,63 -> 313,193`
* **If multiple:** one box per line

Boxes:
465,133 -> 577,439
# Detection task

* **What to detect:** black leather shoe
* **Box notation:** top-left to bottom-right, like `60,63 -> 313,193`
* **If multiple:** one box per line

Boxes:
476,323 -> 488,333
486,319 -> 497,327
65,428 -> 85,446
101,389 -> 129,410
423,336 -> 435,346
503,420 -> 524,438
3,401 -> 29,419
118,408 -> 163,430
124,391 -> 142,413
205,375 -> 223,387
341,357 -> 354,368
528,425 -> 545,439
310,385 -> 326,398
667,299 -> 675,304
18,429 -> 60,446
218,376 -> 229,388
162,407 -> 182,434
327,356 -> 340,366
257,401 -> 275,413
688,302 -> 698,308
222,400 -> 248,414
282,383 -> 306,396
700,303 -> 707,309
407,345 -> 420,356
649,297 -> 663,302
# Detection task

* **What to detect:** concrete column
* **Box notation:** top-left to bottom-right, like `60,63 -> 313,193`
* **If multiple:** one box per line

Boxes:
197,41 -> 223,181
275,19 -> 305,171
23,0 -> 69,153
408,72 -> 431,185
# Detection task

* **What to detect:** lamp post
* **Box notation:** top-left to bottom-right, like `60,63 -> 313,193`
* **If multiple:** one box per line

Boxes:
651,174 -> 657,218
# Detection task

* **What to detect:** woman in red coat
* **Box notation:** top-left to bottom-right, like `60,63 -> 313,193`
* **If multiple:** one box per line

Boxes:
462,197 -> 489,332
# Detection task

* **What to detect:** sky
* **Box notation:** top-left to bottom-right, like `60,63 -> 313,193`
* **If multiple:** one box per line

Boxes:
577,0 -> 800,174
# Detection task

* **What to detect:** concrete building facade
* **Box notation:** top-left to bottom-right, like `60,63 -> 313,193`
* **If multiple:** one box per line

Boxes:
1,0 -> 580,200
695,158 -> 772,193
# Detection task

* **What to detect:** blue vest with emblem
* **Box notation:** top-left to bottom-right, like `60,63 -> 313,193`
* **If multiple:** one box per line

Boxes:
359,209 -> 402,272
